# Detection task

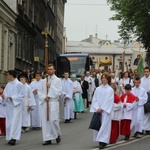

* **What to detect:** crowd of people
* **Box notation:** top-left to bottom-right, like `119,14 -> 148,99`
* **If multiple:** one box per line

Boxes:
0,65 -> 150,150
89,66 -> 150,149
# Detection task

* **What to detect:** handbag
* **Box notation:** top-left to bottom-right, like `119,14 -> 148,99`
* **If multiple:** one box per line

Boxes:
89,112 -> 101,131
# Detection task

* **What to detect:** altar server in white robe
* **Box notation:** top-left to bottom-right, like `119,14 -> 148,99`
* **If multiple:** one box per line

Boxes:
61,72 -> 74,123
140,66 -> 150,134
38,64 -> 62,145
131,76 -> 147,138
19,76 -> 36,132
3,70 -> 24,145
90,73 -> 114,149
30,72 -> 43,129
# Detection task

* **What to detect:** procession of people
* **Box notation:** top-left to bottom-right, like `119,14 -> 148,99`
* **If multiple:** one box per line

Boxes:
0,65 -> 150,150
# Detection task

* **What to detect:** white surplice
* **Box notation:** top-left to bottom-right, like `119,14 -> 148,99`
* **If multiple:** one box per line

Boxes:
22,83 -> 36,127
90,84 -> 114,144
140,75 -> 150,130
0,97 -> 6,118
111,102 -> 122,121
3,78 -> 24,141
119,78 -> 134,87
61,78 -> 74,120
131,86 -> 148,133
38,75 -> 62,141
30,79 -> 43,128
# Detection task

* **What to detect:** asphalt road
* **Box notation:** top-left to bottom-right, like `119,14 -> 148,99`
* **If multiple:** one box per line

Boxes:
0,109 -> 150,150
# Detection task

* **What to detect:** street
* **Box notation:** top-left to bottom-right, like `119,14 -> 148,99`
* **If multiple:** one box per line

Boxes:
0,109 -> 150,150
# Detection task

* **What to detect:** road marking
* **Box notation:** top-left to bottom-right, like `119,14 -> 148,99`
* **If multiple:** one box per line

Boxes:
91,135 -> 150,150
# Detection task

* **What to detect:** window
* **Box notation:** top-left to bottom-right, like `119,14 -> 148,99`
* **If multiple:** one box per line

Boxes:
119,62 -> 123,69
3,28 -> 9,71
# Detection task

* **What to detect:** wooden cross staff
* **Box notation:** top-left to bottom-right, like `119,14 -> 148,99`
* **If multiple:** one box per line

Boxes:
41,27 -> 51,121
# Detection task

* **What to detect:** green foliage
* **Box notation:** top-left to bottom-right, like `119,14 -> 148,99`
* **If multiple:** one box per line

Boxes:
107,0 -> 150,50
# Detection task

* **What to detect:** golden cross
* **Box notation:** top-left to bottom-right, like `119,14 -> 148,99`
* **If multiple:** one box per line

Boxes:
41,27 -> 51,48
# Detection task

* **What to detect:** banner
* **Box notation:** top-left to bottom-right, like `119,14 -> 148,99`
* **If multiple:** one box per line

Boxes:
131,50 -> 146,76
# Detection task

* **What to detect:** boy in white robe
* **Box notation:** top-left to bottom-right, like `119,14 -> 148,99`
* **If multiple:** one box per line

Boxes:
61,72 -> 74,123
38,64 -> 62,145
90,73 -> 114,149
131,76 -> 147,138
3,70 -> 24,145
19,76 -> 36,132
30,72 -> 43,129
120,84 -> 136,140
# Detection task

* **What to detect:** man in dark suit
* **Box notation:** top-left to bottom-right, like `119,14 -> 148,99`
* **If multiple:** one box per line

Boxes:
91,72 -> 99,97
92,72 -> 99,88
79,74 -> 89,108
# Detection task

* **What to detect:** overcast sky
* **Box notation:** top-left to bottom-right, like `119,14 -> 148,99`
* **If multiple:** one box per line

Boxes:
64,0 -> 120,42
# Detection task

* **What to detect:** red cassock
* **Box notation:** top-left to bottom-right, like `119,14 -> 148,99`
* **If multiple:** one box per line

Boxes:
110,93 -> 121,143
0,118 -> 6,135
120,93 -> 136,136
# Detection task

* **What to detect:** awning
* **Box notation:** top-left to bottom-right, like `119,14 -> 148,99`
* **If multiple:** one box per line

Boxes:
99,58 -> 112,66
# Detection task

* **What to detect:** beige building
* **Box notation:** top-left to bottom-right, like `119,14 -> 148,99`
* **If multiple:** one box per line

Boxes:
66,34 -> 143,71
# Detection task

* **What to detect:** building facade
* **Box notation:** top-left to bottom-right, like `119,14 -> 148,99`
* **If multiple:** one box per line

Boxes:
0,0 -> 17,85
66,34 -> 143,72
55,0 -> 67,55
0,0 -> 67,84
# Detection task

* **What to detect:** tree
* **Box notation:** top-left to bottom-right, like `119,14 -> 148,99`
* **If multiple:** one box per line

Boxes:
107,0 -> 150,65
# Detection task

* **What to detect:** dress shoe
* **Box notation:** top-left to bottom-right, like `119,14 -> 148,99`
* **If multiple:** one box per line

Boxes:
99,142 -> 107,149
43,140 -> 51,145
64,119 -> 70,123
56,136 -> 61,144
11,139 -> 16,145
8,139 -> 16,145
124,136 -> 130,141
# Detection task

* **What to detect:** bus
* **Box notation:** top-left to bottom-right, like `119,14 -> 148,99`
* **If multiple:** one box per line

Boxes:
55,53 -> 92,78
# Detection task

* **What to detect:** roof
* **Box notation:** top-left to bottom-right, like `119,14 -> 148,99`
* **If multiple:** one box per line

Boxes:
60,53 -> 89,57
66,41 -> 140,55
